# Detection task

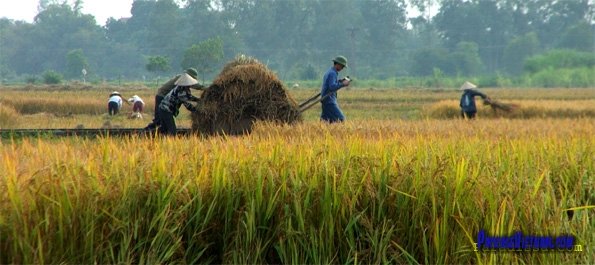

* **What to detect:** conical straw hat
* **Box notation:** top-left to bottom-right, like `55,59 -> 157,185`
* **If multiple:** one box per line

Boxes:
459,81 -> 477,90
175,73 -> 198,86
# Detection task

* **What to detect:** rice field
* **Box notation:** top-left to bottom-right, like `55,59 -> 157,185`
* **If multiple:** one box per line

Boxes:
1,86 -> 594,263
1,87 -> 594,128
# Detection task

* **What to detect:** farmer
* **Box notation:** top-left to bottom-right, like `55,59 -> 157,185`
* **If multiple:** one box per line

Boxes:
320,56 -> 350,123
107,91 -> 123,116
143,68 -> 204,131
127,95 -> 145,114
156,73 -> 201,136
459,81 -> 490,119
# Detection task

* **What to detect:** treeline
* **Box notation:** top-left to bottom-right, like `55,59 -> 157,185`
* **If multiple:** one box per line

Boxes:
0,0 -> 593,85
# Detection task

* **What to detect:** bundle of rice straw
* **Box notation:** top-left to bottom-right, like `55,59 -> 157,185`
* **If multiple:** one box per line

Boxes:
191,55 -> 303,136
483,98 -> 520,114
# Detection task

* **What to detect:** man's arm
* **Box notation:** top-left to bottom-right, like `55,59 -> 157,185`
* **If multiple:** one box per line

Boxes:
471,90 -> 487,99
179,90 -> 198,112
324,72 -> 344,93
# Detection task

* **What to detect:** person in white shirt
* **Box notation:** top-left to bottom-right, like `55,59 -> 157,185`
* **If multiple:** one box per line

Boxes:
127,95 -> 145,114
108,91 -> 123,115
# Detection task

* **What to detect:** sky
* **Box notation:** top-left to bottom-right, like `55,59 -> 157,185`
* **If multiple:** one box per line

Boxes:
0,0 -> 135,26
0,0 -> 425,27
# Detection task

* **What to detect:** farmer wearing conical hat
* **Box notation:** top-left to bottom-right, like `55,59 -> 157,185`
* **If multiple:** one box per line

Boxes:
108,91 -> 123,116
459,81 -> 490,119
320,56 -> 351,123
156,73 -> 201,136
127,95 -> 145,114
143,68 -> 204,131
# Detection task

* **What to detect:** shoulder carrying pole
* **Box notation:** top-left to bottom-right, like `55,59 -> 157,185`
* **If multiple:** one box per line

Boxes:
298,87 -> 344,115
298,92 -> 321,108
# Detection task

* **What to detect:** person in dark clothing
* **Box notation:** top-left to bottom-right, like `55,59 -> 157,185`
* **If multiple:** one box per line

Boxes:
156,73 -> 201,136
459,81 -> 490,119
107,91 -> 123,116
320,56 -> 351,123
143,68 -> 204,131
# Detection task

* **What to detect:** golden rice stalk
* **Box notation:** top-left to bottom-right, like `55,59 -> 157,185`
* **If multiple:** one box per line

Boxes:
218,54 -> 264,76
483,98 -> 521,113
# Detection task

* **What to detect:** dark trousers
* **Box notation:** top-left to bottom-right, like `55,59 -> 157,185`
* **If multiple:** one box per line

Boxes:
133,101 -> 144,113
157,108 -> 177,136
108,102 -> 119,115
320,103 -> 345,123
144,95 -> 164,130
462,111 -> 477,119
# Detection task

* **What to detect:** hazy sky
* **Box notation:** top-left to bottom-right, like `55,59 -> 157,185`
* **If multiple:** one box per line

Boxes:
0,0 -> 135,25
0,0 -> 425,26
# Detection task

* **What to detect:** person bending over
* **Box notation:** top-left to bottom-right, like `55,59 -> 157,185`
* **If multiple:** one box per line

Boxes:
156,73 -> 201,136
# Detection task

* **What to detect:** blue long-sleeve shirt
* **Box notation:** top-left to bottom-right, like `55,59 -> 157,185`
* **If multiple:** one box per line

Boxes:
320,67 -> 345,105
460,89 -> 487,112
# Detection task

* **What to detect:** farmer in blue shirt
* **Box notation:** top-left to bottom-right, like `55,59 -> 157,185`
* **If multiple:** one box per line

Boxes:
320,56 -> 351,123
459,81 -> 490,119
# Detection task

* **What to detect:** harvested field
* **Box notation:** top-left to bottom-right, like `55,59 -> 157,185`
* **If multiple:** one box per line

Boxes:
423,99 -> 595,119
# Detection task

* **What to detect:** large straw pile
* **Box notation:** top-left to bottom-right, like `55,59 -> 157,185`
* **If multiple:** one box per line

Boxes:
191,55 -> 303,135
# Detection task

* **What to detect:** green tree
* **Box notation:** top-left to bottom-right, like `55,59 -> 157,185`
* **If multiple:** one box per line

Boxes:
524,49 -> 595,74
496,0 -> 593,49
557,22 -> 595,52
434,0 -> 512,73
502,32 -> 540,75
10,2 -> 106,77
536,0 -> 592,49
180,37 -> 224,83
146,55 -> 171,76
147,0 -> 181,62
42,70 -> 62,84
358,0 -> 408,77
0,18 -> 22,80
409,46 -> 448,76
65,49 -> 90,79
444,41 -> 484,76
104,17 -> 129,43
120,0 -> 156,63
